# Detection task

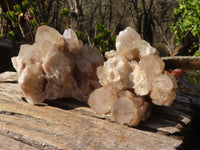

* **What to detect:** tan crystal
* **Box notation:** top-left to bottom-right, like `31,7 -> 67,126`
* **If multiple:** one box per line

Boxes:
128,61 -> 152,96
150,88 -> 176,106
88,26 -> 177,126
152,74 -> 177,93
105,50 -> 118,59
138,41 -> 159,57
97,55 -> 131,88
111,90 -> 151,126
150,74 -> 177,106
88,83 -> 123,114
12,25 -> 103,104
139,55 -> 165,82
116,27 -> 140,60
116,27 -> 158,60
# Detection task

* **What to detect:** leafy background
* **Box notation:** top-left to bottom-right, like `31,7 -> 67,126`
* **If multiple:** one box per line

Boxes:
0,0 -> 199,56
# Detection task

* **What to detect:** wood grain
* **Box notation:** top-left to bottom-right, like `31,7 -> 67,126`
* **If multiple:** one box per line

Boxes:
0,72 -> 193,150
162,56 -> 200,69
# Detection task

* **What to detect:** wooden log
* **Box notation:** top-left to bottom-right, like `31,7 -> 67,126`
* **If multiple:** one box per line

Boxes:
0,72 -> 194,149
162,56 -> 200,69
0,134 -> 38,150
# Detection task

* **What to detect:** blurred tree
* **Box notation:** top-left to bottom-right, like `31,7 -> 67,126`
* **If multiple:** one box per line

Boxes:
0,4 -> 3,36
128,0 -> 178,56
153,0 -> 177,55
128,0 -> 154,45
0,0 -> 181,56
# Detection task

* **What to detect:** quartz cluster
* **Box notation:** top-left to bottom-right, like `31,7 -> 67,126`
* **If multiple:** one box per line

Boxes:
12,25 -> 104,104
88,27 -> 177,126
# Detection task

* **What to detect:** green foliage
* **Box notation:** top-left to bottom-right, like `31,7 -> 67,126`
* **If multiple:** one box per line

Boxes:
22,0 -> 37,11
5,11 -> 17,22
94,24 -> 116,55
3,2 -> 115,57
29,19 -> 37,27
22,0 -> 31,9
171,0 -> 200,55
61,8 -> 69,17
3,0 -> 38,41
75,24 -> 116,56
8,30 -> 15,39
13,4 -> 22,13
75,31 -> 86,44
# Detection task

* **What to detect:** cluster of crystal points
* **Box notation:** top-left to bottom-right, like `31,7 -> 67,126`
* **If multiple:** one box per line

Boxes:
12,25 -> 177,127
12,25 -> 104,104
88,27 -> 177,126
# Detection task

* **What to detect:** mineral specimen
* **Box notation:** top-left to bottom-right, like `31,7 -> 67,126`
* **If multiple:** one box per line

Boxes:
12,25 -> 178,127
88,27 -> 177,126
150,74 -> 177,106
88,83 -> 123,114
111,90 -> 152,126
12,25 -> 104,104
115,27 -> 158,60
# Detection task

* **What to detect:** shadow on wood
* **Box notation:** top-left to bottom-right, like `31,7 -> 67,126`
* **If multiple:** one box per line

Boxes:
0,71 -> 195,150
0,38 -> 20,73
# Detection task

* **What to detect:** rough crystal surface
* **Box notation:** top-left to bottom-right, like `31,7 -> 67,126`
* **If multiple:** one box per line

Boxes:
111,90 -> 151,126
12,25 -> 178,127
98,55 -> 131,88
88,26 -> 177,126
12,25 -> 104,104
139,55 -> 165,82
88,83 -> 122,114
128,61 -> 152,96
115,27 -> 158,60
116,27 -> 140,60
150,74 -> 177,106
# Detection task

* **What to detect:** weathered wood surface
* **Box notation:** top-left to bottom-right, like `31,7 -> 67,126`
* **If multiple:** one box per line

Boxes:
162,56 -> 200,69
0,72 -> 193,150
